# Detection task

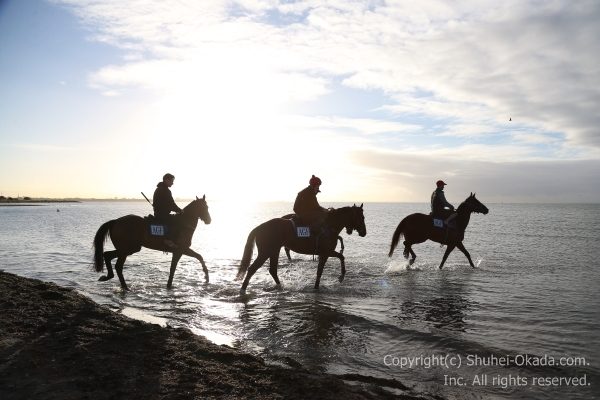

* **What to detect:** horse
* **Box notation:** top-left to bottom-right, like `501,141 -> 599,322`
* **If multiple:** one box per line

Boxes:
388,193 -> 488,269
236,204 -> 366,293
280,213 -> 345,261
93,195 -> 211,290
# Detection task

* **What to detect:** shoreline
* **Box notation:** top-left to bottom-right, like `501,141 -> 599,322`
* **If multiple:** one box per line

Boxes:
0,271 -> 432,400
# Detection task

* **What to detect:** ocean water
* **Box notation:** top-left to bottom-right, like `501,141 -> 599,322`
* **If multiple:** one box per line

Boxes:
0,200 -> 598,400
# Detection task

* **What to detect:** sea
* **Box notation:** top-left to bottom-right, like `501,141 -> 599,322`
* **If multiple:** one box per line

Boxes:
1,200 -> 598,400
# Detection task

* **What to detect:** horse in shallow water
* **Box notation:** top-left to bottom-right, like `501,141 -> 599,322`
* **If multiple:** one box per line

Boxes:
236,204 -> 366,293
389,193 -> 488,269
93,196 -> 211,290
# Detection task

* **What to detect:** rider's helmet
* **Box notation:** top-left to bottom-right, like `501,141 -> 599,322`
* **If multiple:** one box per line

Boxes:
436,180 -> 447,187
309,175 -> 322,187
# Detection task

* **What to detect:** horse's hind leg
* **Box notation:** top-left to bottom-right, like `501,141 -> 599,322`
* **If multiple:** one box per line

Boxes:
268,254 -> 281,287
403,242 -> 416,266
114,255 -> 129,290
240,253 -> 269,293
99,250 -> 118,282
456,242 -> 475,268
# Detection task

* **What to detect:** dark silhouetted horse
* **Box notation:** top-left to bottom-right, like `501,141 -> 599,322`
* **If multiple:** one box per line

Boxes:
93,196 -> 211,290
236,205 -> 366,293
389,193 -> 488,269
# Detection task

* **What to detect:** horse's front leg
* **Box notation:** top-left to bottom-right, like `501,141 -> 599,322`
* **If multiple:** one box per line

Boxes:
456,242 -> 475,268
439,244 -> 456,270
315,255 -> 329,289
328,250 -> 345,282
167,251 -> 183,289
183,248 -> 209,283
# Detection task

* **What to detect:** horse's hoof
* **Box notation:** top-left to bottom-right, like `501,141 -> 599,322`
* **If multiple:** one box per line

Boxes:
98,275 -> 111,282
338,275 -> 344,283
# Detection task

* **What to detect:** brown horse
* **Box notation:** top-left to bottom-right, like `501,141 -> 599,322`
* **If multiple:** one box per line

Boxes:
389,193 -> 488,269
236,205 -> 366,293
93,196 -> 211,290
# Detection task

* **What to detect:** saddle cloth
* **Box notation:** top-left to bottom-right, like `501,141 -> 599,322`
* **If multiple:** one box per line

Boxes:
145,215 -> 168,237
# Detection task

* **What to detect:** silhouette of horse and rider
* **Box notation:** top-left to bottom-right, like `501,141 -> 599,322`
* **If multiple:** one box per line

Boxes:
389,187 -> 489,269
92,174 -> 488,291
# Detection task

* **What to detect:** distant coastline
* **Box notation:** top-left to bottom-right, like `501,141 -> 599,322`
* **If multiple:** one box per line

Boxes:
0,198 -> 81,206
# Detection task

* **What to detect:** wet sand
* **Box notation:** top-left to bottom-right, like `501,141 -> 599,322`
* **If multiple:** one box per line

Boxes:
0,271 -> 430,400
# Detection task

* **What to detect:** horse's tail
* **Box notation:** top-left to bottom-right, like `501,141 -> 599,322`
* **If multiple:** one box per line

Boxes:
93,220 -> 114,272
235,227 -> 258,280
388,218 -> 406,257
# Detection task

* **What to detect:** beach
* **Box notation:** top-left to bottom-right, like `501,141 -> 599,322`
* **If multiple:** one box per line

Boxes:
0,271 -> 423,400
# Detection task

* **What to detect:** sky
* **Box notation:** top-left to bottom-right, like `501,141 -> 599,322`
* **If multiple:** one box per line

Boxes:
0,0 -> 599,202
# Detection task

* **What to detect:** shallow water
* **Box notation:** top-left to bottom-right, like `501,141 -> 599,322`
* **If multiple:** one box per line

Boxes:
1,201 -> 598,399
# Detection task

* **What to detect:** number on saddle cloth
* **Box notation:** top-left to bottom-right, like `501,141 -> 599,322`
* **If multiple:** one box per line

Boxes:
145,215 -> 168,237
296,226 -> 310,238
150,224 -> 166,236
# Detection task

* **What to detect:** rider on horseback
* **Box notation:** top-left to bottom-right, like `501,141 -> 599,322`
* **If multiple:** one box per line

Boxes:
431,180 -> 456,226
293,175 -> 328,233
153,173 -> 182,247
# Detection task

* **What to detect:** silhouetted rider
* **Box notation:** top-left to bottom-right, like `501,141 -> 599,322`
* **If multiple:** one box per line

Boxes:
153,173 -> 182,248
294,175 -> 328,228
431,180 -> 455,222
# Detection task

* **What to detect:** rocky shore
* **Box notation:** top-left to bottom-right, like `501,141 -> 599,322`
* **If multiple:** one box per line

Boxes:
0,271 -> 431,400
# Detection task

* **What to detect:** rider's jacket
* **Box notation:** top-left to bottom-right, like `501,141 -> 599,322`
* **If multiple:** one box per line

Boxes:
153,182 -> 182,220
293,186 -> 327,224
431,187 -> 454,217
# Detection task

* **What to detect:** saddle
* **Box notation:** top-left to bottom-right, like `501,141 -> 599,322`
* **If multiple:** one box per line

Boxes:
144,215 -> 176,238
431,213 -> 459,245
431,211 -> 457,230
288,215 -> 327,239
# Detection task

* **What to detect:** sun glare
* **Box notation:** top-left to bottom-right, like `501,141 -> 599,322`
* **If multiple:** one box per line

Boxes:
133,65 -> 339,201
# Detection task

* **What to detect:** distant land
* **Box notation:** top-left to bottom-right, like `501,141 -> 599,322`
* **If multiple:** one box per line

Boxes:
0,196 -> 81,206
0,196 -> 147,204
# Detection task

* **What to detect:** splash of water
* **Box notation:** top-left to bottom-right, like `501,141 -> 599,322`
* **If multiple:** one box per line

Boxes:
384,259 -> 409,274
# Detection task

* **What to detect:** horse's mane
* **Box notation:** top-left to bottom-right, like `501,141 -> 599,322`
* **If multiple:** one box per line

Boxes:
456,195 -> 475,212
327,206 -> 353,219
183,199 -> 196,211
456,200 -> 468,212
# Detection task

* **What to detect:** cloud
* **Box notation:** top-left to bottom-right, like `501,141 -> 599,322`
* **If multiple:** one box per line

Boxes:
351,148 -> 600,202
50,0 -> 600,203
54,1 -> 599,153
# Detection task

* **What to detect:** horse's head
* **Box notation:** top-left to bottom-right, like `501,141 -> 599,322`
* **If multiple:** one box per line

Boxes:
184,195 -> 212,224
346,203 -> 367,237
461,193 -> 489,215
